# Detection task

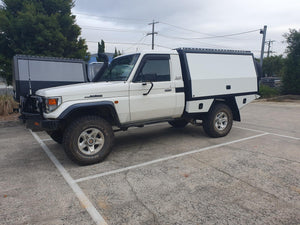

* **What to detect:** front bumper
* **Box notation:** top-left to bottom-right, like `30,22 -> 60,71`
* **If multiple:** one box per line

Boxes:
20,112 -> 60,132
19,95 -> 60,132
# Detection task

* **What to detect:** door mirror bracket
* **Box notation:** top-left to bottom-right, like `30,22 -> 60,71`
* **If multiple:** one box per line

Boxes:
141,73 -> 156,95
143,82 -> 153,96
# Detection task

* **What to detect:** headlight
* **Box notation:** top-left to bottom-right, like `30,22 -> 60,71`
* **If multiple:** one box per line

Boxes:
44,96 -> 62,113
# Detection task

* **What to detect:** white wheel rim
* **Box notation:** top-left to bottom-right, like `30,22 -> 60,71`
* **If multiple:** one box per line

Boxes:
214,112 -> 228,131
77,128 -> 105,155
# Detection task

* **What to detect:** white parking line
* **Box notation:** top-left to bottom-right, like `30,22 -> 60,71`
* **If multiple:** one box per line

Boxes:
234,126 -> 300,140
41,138 -> 53,142
75,133 -> 268,183
30,130 -> 107,225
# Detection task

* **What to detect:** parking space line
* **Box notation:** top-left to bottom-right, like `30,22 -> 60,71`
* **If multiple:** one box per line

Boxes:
30,130 -> 107,225
75,133 -> 268,183
234,126 -> 300,140
41,138 -> 53,142
270,133 -> 300,140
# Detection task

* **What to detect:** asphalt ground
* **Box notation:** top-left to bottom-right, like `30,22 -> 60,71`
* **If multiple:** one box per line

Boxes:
1,101 -> 300,225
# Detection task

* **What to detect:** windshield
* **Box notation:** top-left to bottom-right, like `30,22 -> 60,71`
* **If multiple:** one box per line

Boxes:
98,54 -> 140,81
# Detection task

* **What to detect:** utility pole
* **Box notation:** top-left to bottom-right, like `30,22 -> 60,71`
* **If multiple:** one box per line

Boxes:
147,20 -> 158,50
266,40 -> 275,57
259,25 -> 267,68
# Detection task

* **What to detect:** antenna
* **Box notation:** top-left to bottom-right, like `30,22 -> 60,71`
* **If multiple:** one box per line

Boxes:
27,58 -> 32,95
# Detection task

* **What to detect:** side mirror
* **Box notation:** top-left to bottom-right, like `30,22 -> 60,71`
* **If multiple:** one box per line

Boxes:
142,73 -> 157,83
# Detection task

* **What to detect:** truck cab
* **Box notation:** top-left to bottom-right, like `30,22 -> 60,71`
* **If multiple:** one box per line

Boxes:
34,50 -> 185,125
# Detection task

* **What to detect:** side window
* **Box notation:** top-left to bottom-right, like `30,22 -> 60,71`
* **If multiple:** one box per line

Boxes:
135,59 -> 170,82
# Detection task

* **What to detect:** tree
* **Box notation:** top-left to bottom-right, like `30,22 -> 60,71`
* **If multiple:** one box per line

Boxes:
113,47 -> 122,58
282,29 -> 300,94
262,55 -> 285,77
0,0 -> 89,85
96,39 -> 106,62
98,40 -> 105,54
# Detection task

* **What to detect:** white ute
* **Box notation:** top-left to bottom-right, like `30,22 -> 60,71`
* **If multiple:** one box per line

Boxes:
19,48 -> 260,165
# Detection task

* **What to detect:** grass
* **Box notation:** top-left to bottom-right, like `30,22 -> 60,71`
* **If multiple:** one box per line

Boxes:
0,95 -> 19,116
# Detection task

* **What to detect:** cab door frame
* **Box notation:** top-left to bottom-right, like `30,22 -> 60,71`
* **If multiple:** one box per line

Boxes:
129,54 -> 177,122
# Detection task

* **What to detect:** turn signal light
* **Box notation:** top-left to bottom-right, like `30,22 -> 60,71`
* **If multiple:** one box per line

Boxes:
48,98 -> 57,105
44,96 -> 62,113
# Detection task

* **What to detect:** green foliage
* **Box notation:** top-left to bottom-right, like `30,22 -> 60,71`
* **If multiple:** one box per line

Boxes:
96,39 -> 105,62
282,29 -> 300,94
259,85 -> 279,98
113,47 -> 122,58
0,0 -> 89,85
98,40 -> 105,54
0,56 -> 12,85
262,55 -> 285,77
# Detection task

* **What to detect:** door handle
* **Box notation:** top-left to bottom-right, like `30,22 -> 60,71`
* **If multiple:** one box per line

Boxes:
164,88 -> 172,92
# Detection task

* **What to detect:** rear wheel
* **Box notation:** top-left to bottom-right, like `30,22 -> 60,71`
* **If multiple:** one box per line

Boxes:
203,103 -> 233,138
63,115 -> 114,165
168,119 -> 188,128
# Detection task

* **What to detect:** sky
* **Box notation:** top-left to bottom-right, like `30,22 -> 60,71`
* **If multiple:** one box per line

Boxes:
73,0 -> 298,57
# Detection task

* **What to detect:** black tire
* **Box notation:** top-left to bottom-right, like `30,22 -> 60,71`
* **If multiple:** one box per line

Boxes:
63,115 -> 114,165
47,130 -> 63,144
168,119 -> 188,128
203,103 -> 233,138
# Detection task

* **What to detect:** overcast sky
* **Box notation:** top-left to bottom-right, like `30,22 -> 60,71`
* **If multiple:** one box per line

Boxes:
72,0 -> 300,57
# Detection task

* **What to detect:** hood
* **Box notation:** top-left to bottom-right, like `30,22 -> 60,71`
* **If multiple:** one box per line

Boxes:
36,81 -> 128,101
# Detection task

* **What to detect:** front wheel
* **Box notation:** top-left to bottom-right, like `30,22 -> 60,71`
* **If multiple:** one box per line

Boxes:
203,103 -> 233,138
63,116 -> 114,165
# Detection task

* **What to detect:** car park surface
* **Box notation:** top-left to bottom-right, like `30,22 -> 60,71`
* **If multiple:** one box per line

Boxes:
1,101 -> 300,224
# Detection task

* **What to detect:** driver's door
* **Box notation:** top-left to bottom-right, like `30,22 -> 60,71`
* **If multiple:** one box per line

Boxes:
129,54 -> 177,122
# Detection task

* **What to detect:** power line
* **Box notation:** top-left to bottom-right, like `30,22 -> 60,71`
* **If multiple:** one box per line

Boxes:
75,12 -> 265,54
86,40 -> 172,51
160,21 -> 217,37
190,29 -> 261,40
73,11 -> 148,23
80,25 -> 146,33
75,12 -> 261,41
76,12 -> 261,41
86,40 -> 152,47
155,44 -> 173,50
123,35 -> 148,52
160,22 -> 260,41
158,33 -> 230,48
86,40 -> 146,45
160,22 -> 260,39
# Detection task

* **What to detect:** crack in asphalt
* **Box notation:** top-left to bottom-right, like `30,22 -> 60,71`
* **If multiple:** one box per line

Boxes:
191,156 -> 300,211
235,121 -> 300,135
227,144 -> 300,164
124,171 -> 158,225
